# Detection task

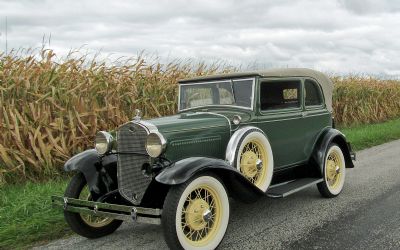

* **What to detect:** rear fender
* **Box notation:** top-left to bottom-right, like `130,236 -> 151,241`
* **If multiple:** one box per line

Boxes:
64,149 -> 118,197
311,128 -> 355,176
155,157 -> 264,196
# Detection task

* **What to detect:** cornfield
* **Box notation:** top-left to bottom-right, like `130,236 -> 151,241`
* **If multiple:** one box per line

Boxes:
0,49 -> 399,185
333,76 -> 400,126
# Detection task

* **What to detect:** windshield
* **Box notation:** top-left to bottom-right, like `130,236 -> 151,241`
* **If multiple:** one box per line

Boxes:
179,78 -> 254,111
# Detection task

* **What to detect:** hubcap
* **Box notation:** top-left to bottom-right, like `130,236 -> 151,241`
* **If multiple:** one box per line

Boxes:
181,186 -> 221,245
239,139 -> 268,186
203,209 -> 212,223
256,159 -> 263,171
185,198 -> 210,231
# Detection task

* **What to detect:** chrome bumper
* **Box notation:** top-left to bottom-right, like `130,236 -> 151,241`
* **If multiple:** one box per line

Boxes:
51,196 -> 162,225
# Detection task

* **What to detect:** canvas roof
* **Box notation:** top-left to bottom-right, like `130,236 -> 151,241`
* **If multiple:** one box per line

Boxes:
179,68 -> 334,112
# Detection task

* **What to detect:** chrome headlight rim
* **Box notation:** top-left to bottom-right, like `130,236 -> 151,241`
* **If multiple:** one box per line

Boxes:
145,132 -> 167,158
95,131 -> 114,155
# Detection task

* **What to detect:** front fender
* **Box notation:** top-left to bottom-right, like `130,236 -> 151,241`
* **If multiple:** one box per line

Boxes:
64,149 -> 117,196
155,157 -> 264,195
312,128 -> 355,176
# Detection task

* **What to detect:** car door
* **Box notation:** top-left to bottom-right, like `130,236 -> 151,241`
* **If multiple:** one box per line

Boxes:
301,78 -> 332,157
256,78 -> 307,169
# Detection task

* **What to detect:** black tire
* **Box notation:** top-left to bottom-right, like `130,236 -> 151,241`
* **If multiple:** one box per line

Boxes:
64,172 -> 123,238
162,173 -> 230,250
317,143 -> 346,198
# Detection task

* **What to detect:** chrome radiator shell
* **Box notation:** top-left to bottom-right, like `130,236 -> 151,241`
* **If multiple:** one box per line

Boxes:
116,121 -> 153,205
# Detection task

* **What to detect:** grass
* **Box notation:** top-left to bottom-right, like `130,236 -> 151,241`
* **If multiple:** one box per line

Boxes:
341,118 -> 400,150
1,118 -> 400,249
0,180 -> 69,250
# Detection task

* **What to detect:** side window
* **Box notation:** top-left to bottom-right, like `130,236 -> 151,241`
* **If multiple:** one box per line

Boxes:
260,80 -> 301,110
304,79 -> 323,106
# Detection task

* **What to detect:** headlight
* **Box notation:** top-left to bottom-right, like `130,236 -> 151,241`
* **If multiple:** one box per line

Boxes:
145,132 -> 167,157
95,131 -> 114,155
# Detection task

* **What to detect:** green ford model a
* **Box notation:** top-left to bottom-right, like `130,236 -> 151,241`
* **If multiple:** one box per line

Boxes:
52,68 -> 355,249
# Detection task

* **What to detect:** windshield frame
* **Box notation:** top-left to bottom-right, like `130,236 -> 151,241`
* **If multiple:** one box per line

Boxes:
178,77 -> 256,112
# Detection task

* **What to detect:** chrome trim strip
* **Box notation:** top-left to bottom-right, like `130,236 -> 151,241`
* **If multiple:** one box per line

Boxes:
171,136 -> 220,147
178,78 -> 256,112
225,126 -> 265,166
134,120 -> 159,134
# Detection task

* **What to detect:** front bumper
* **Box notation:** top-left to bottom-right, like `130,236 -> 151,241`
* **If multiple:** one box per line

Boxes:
51,196 -> 162,225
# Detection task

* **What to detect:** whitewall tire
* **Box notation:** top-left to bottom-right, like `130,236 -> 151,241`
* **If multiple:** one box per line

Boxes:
162,174 -> 230,250
317,144 -> 346,198
234,130 -> 274,192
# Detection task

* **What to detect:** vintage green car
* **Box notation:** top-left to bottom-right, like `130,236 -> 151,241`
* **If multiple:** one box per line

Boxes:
52,68 -> 355,249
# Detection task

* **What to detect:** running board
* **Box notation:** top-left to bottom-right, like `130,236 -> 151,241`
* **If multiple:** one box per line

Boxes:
266,178 -> 323,198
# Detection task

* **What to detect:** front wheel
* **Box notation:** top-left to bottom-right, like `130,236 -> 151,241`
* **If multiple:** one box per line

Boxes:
162,173 -> 230,250
64,172 -> 123,238
317,144 -> 346,198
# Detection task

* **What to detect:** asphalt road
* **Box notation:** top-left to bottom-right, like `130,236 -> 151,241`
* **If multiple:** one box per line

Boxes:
36,140 -> 400,250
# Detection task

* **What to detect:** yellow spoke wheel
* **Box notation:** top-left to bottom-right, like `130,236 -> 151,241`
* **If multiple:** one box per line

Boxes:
162,174 -> 230,249
239,139 -> 268,187
317,144 -> 346,198
78,185 -> 113,228
181,185 -> 221,245
326,150 -> 344,189
234,129 -> 273,192
64,172 -> 122,239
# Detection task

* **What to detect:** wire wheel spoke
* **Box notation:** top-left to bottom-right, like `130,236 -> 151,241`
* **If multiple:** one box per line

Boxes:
239,139 -> 267,187
78,185 -> 112,227
326,150 -> 344,188
181,186 -> 219,243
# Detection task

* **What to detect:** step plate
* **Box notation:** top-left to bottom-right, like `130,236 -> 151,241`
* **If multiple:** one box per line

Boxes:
266,178 -> 323,198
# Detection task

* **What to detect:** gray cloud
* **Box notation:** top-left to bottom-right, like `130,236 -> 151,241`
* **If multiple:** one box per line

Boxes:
0,0 -> 399,75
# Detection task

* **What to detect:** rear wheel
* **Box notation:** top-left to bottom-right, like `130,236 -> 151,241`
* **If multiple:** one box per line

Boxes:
317,144 -> 346,198
162,173 -> 230,250
64,172 -> 122,238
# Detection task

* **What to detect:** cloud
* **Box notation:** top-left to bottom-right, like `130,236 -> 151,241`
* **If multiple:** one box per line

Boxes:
0,0 -> 399,75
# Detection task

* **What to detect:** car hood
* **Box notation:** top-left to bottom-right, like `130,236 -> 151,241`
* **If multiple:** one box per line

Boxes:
148,112 -> 230,134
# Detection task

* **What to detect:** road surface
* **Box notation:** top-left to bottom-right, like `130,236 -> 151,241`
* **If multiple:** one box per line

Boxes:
36,139 -> 400,249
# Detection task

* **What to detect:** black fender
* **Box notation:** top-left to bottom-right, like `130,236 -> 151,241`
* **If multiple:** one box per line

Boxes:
64,149 -> 118,198
311,128 -> 355,176
155,157 -> 264,196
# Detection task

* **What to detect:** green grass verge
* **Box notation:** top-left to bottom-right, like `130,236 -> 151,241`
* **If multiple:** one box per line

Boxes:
0,180 -> 69,249
1,118 -> 400,249
341,118 -> 400,150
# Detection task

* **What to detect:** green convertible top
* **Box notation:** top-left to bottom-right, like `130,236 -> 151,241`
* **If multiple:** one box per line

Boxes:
179,68 -> 334,112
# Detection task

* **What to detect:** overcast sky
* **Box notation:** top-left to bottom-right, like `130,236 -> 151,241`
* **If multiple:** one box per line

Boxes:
0,0 -> 399,75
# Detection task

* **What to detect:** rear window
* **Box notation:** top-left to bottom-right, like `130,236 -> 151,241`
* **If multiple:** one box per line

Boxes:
304,79 -> 323,106
260,80 -> 301,110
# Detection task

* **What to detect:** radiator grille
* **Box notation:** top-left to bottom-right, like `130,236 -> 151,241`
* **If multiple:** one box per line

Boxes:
117,122 -> 151,205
